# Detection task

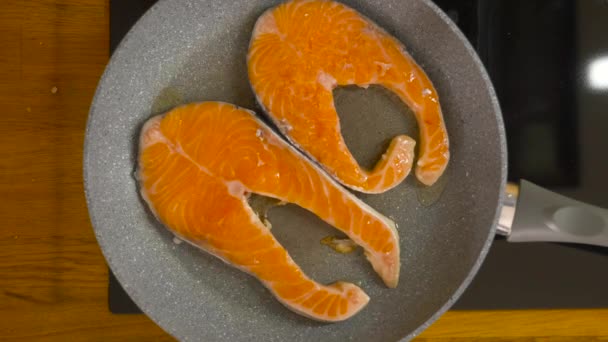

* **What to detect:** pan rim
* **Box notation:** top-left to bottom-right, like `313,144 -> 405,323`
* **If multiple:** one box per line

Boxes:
83,0 -> 508,340
405,0 -> 507,340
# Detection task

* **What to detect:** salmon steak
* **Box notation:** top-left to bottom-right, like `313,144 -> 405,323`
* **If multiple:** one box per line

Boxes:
137,102 -> 401,321
248,0 -> 449,192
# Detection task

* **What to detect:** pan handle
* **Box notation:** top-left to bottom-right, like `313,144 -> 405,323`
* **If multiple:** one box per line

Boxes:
497,180 -> 608,247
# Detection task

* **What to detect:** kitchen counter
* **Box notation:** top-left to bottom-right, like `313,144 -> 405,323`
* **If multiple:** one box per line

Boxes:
1,1 -> 606,340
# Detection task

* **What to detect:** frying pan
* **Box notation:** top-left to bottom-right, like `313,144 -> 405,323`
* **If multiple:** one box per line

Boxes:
83,0 -> 608,340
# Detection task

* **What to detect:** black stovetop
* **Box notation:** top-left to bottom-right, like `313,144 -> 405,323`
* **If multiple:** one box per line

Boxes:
108,0 -> 608,313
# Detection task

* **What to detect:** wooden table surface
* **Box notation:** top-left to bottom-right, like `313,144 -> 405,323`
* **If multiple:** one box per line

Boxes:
1,1 -> 607,341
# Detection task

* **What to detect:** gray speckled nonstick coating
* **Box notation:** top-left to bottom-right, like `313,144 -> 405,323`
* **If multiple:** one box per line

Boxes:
84,0 -> 507,341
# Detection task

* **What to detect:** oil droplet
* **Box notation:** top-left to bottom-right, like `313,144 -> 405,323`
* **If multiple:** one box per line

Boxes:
407,72 -> 416,83
416,172 -> 448,207
320,236 -> 358,254
152,86 -> 184,114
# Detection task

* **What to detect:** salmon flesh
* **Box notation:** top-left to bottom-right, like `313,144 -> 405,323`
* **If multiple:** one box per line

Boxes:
248,0 -> 449,192
138,102 -> 401,321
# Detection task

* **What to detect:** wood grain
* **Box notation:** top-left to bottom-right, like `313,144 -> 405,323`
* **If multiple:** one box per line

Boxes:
0,0 -> 606,341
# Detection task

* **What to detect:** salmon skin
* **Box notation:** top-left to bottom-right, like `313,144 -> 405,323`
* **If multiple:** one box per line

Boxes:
248,0 -> 449,192
138,102 -> 400,321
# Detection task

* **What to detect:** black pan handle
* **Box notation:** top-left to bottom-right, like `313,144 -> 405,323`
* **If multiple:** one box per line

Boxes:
497,180 -> 608,247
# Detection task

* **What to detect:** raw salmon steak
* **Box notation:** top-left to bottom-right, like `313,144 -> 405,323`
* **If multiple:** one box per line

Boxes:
138,102 -> 401,321
248,0 -> 449,191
